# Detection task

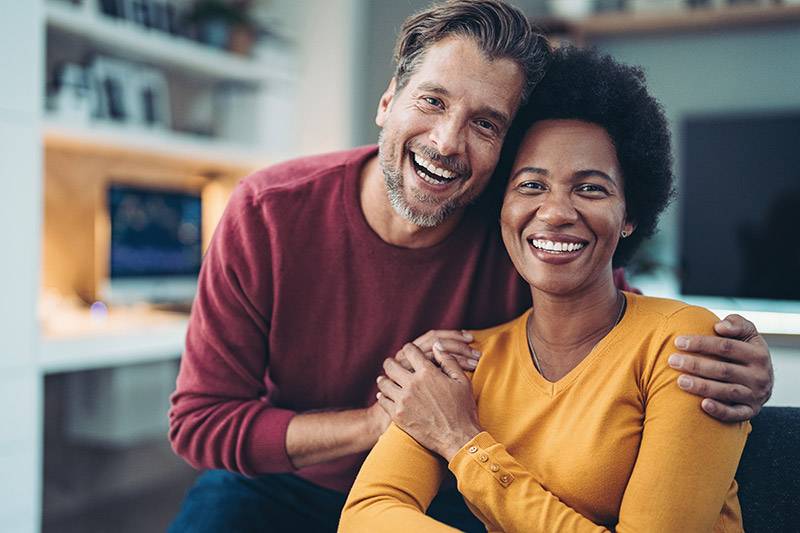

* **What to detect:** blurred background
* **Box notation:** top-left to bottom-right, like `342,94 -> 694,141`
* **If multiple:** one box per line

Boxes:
2,0 -> 799,531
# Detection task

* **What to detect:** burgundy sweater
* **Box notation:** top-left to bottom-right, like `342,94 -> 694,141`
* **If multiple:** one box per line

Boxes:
168,146 -> 533,492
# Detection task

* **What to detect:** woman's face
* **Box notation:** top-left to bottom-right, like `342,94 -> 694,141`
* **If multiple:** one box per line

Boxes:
501,119 -> 635,296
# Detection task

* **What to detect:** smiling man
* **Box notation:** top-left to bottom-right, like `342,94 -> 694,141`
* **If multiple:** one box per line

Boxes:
168,2 -> 774,532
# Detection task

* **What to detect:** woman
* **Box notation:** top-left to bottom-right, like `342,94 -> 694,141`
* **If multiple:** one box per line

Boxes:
338,47 -> 749,532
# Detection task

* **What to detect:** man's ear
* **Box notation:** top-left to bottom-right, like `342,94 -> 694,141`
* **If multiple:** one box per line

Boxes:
375,78 -> 398,128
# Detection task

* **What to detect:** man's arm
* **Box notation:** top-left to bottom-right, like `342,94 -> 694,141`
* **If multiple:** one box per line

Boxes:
667,314 -> 773,422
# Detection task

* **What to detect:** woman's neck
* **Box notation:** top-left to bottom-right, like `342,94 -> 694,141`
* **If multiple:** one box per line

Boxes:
527,275 -> 624,380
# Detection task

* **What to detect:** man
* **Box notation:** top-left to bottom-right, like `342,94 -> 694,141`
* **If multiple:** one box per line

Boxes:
169,2 -> 773,531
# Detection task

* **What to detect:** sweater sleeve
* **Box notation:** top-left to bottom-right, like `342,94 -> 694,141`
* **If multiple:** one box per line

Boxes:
168,181 -> 297,475
448,306 -> 748,533
339,424 -> 459,533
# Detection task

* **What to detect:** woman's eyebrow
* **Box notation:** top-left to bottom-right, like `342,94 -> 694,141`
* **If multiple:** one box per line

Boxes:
512,167 -> 548,180
573,169 -> 614,184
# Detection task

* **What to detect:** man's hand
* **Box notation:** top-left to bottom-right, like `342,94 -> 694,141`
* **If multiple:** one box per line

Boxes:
376,343 -> 481,462
395,329 -> 481,372
668,314 -> 773,422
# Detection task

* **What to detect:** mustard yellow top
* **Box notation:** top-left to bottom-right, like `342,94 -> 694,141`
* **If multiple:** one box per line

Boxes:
340,293 -> 749,533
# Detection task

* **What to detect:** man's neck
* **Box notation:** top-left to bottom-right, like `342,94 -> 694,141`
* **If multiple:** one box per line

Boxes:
359,154 -> 464,249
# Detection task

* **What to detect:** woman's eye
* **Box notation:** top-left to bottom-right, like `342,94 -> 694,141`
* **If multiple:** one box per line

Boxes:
577,184 -> 607,194
518,181 -> 545,192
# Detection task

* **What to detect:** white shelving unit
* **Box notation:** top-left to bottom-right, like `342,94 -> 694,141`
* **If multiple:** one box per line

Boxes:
45,0 -> 274,84
43,116 -> 271,170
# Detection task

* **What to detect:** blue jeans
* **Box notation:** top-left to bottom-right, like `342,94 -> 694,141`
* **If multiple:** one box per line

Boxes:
169,470 -> 485,532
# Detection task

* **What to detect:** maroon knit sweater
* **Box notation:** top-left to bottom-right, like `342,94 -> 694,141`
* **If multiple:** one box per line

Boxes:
169,145 -> 632,493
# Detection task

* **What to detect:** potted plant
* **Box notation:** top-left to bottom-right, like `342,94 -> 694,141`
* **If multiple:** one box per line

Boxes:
186,0 -> 258,55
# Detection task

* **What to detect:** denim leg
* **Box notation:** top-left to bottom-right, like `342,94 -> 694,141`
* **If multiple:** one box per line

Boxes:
168,470 -> 346,533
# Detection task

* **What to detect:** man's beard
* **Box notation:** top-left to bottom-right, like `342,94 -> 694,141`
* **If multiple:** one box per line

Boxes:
377,130 -> 476,228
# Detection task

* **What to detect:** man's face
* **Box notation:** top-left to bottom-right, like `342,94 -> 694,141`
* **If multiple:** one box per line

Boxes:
375,36 -> 524,227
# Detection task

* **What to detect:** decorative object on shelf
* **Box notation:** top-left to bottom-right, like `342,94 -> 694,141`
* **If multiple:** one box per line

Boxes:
87,56 -> 171,129
547,0 -> 596,18
186,0 -> 259,55
628,0 -> 684,12
100,0 -> 184,35
47,62 -> 92,125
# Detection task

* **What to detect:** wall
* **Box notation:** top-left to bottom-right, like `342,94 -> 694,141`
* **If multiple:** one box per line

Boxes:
0,2 -> 43,531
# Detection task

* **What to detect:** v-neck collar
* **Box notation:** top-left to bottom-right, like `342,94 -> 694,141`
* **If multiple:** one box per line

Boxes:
512,292 -> 637,397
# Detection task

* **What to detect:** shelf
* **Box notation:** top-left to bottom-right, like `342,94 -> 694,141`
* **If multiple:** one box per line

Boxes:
44,117 -> 270,174
39,307 -> 188,373
45,0 -> 274,84
546,4 -> 800,40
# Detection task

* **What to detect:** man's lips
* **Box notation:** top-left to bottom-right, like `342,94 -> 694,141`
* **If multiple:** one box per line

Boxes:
407,148 -> 468,188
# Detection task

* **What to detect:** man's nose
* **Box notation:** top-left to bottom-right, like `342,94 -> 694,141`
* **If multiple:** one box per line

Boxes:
429,115 -> 466,156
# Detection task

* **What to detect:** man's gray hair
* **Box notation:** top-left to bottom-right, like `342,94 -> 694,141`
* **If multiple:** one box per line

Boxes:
393,0 -> 550,103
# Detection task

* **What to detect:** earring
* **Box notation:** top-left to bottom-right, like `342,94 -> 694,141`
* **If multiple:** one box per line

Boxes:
621,230 -> 629,238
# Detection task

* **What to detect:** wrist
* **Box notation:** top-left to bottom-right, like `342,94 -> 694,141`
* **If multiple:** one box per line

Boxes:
442,425 -> 482,463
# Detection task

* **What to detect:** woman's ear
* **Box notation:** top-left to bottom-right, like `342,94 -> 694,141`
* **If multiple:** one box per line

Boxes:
621,220 -> 636,238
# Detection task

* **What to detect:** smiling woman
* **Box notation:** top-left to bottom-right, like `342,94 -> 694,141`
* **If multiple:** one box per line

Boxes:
340,47 -> 750,533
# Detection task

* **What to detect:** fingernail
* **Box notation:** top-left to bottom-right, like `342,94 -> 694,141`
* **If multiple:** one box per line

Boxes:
433,341 -> 443,351
376,392 -> 382,399
668,355 -> 683,369
462,330 -> 474,341
720,320 -> 733,330
468,359 -> 478,369
677,375 -> 693,389
376,376 -> 381,382
675,337 -> 689,350
472,349 -> 482,357
702,399 -> 715,413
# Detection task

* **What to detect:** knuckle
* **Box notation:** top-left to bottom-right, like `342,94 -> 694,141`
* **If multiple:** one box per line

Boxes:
716,362 -> 731,380
718,339 -> 734,356
695,380 -> 709,395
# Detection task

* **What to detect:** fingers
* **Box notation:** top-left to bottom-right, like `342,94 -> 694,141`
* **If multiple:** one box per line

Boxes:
376,375 -> 402,401
668,354 -> 751,387
433,338 -> 481,362
401,343 -> 435,373
383,356 -> 413,387
414,329 -> 474,352
699,398 -> 755,423
674,374 -> 756,406
432,344 -> 468,382
674,334 -> 759,364
714,314 -> 766,347
376,392 -> 395,417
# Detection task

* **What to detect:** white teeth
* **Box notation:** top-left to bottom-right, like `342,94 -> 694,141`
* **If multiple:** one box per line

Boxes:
416,169 -> 446,185
413,152 -> 455,179
531,239 -> 585,252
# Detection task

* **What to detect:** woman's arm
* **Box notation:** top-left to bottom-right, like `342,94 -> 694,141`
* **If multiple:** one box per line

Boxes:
338,424 -> 459,533
377,309 -> 748,532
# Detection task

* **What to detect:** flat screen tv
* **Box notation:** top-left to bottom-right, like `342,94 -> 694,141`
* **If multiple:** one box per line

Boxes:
680,111 -> 800,302
102,183 -> 202,305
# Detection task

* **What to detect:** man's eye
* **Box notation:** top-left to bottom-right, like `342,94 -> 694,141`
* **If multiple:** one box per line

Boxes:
475,119 -> 496,131
422,96 -> 442,107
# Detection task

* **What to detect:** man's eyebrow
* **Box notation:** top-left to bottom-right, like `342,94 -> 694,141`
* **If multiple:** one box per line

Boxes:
416,82 -> 510,127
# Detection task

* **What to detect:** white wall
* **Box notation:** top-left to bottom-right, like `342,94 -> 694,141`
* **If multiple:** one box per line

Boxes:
0,1 -> 44,531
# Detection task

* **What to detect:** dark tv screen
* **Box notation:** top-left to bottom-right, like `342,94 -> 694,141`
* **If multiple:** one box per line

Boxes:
108,184 -> 202,278
680,111 -> 800,301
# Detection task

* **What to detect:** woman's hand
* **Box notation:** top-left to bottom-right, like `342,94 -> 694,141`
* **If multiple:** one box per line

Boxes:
376,342 -> 482,462
395,329 -> 481,372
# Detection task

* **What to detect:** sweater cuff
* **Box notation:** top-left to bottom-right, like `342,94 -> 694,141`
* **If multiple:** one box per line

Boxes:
448,431 -> 516,489
242,406 -> 297,475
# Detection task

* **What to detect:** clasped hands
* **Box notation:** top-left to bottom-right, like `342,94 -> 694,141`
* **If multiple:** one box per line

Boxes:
375,315 -> 773,460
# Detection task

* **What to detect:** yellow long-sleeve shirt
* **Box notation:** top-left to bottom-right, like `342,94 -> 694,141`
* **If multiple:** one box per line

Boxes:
340,293 -> 750,532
